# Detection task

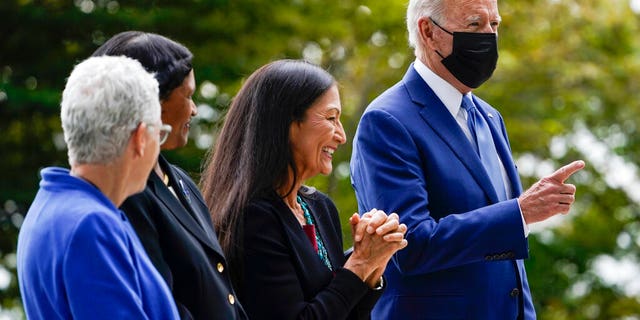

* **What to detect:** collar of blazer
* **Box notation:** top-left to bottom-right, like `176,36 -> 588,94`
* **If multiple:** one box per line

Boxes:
149,154 -> 224,254
268,190 -> 344,272
296,191 -> 343,267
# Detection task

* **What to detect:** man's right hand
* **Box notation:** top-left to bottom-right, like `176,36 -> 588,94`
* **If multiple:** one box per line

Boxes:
518,160 -> 585,224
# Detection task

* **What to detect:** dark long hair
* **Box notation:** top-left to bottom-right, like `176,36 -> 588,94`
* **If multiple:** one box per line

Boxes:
92,31 -> 193,100
200,59 -> 335,289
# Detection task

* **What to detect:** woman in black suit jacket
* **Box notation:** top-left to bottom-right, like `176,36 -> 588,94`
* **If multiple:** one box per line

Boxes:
93,31 -> 247,320
200,60 -> 408,319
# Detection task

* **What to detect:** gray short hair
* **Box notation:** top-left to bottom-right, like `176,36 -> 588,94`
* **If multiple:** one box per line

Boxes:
61,56 -> 160,165
407,0 -> 446,51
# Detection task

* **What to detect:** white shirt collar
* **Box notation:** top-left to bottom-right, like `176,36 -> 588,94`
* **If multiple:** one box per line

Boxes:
412,59 -> 467,118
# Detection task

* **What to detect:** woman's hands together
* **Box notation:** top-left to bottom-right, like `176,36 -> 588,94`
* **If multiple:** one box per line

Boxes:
344,209 -> 408,288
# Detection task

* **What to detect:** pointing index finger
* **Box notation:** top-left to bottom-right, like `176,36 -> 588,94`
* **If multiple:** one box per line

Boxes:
549,160 -> 585,183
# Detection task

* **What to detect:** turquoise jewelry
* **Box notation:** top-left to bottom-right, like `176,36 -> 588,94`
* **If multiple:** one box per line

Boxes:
297,195 -> 332,270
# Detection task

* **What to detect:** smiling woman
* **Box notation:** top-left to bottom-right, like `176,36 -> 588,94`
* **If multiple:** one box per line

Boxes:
200,59 -> 408,320
289,85 -> 347,179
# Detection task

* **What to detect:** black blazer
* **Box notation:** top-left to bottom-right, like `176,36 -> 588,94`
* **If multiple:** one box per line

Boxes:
240,187 -> 382,320
120,155 -> 247,320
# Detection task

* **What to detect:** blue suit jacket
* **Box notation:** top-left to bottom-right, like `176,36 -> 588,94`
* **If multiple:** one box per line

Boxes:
350,65 -> 536,319
17,167 -> 179,320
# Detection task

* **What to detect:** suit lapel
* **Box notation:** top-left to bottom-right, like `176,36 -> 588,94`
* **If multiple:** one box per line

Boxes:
302,194 -> 343,268
403,67 -> 499,203
150,157 -> 220,253
273,195 -> 331,273
472,98 -> 523,197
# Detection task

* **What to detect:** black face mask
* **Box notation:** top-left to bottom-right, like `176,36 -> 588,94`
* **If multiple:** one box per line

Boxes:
430,18 -> 498,88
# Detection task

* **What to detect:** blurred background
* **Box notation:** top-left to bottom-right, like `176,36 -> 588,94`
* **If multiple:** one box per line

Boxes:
2,0 -> 640,318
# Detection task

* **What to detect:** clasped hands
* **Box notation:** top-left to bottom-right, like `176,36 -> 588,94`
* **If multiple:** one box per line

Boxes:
344,209 -> 408,288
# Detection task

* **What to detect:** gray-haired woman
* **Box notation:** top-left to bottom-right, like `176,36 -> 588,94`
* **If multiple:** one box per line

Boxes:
17,55 -> 177,319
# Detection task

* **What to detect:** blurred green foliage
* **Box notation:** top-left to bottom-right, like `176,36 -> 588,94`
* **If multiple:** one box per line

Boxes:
2,0 -> 640,318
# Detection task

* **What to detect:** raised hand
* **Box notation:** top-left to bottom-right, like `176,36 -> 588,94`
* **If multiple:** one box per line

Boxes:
518,160 -> 585,224
350,209 -> 408,243
345,209 -> 408,288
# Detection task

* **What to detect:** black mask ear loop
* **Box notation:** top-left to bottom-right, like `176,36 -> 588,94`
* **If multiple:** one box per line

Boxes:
429,17 -> 452,59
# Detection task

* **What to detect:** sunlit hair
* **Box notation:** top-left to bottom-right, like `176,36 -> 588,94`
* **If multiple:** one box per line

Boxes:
200,59 -> 335,291
61,56 -> 160,166
92,31 -> 193,100
407,0 -> 446,52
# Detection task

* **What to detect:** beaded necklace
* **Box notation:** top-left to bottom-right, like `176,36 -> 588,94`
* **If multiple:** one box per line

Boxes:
297,195 -> 332,270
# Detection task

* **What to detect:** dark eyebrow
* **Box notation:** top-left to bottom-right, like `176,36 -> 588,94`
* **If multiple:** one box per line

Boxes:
326,106 -> 341,115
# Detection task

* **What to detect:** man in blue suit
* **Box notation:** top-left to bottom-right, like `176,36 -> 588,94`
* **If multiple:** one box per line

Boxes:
350,0 -> 585,319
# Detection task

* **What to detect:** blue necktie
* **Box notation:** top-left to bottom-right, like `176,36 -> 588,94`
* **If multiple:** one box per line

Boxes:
461,94 -> 508,201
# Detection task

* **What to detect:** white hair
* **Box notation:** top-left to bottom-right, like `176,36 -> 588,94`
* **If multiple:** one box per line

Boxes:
407,0 -> 446,52
60,55 -> 160,165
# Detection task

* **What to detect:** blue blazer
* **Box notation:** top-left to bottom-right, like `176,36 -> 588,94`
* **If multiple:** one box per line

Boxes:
17,167 -> 179,320
350,65 -> 536,319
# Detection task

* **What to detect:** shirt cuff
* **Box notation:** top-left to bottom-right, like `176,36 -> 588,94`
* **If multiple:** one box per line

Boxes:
372,276 -> 384,291
516,199 -> 530,238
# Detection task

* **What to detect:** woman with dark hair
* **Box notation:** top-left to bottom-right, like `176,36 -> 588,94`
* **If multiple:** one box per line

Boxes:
200,59 -> 408,319
93,31 -> 247,319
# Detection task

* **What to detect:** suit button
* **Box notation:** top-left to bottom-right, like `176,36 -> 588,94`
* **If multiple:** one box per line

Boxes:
228,293 -> 235,305
217,262 -> 224,273
510,288 -> 520,297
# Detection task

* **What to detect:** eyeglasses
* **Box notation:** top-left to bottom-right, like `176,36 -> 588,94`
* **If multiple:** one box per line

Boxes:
148,123 -> 172,145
